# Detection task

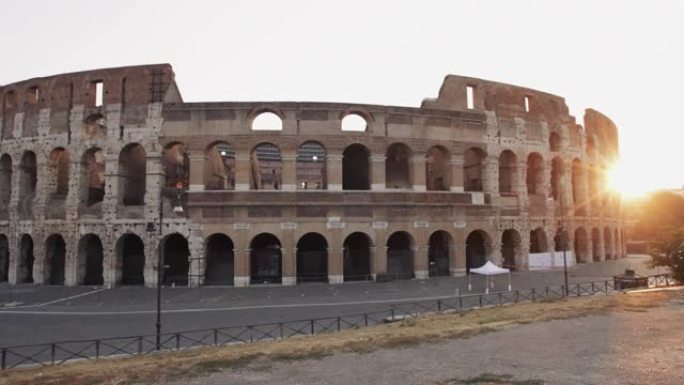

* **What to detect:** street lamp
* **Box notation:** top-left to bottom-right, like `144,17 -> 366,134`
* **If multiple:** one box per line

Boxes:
558,182 -> 569,296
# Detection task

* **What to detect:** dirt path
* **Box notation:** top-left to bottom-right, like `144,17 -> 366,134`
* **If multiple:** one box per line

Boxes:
178,297 -> 684,385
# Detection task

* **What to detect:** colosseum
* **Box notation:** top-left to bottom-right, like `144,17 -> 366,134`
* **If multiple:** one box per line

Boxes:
0,64 -> 626,288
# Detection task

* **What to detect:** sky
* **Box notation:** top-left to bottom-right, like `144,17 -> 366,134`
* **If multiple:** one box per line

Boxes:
1,0 -> 682,196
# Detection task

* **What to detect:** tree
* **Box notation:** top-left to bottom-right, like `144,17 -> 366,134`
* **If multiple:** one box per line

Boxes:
638,192 -> 684,283
647,227 -> 684,283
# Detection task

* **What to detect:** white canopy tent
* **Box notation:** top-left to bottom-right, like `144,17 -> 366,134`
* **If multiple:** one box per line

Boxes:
468,261 -> 511,294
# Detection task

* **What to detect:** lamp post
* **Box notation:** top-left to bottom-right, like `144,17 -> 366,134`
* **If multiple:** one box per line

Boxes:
559,182 -> 569,296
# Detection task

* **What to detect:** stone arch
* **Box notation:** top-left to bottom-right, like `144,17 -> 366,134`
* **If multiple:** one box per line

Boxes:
551,156 -> 564,201
204,234 -> 234,286
44,234 -> 66,285
250,142 -> 282,190
45,148 -> 70,219
385,143 -> 412,189
18,234 -> 35,283
604,227 -> 613,260
554,228 -> 569,252
160,233 -> 190,286
343,232 -> 372,281
250,233 -> 282,284
574,227 -> 589,263
464,148 -> 486,192
116,233 -> 145,285
572,159 -> 586,215
498,150 -> 517,194
425,146 -> 451,191
591,228 -> 601,262
529,227 -> 548,253
297,141 -> 326,190
251,111 -> 283,131
18,151 -> 37,219
386,231 -> 414,280
80,148 -> 106,209
0,234 -> 8,282
501,229 -> 522,271
205,141 -> 235,190
296,232 -> 328,283
118,143 -> 146,206
78,234 -> 104,285
162,142 -> 189,189
526,152 -> 544,195
82,113 -> 107,139
0,154 -> 12,220
428,230 -> 452,277
341,113 -> 368,132
465,230 -> 493,272
342,144 -> 370,190
549,131 -> 561,151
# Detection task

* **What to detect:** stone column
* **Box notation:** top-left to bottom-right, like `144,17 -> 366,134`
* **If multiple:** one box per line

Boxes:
33,231 -> 46,285
187,154 -> 206,192
483,157 -> 498,195
143,152 -> 163,222
370,155 -> 386,191
327,154 -> 343,191
413,245 -> 428,279
516,162 -> 528,206
235,248 -> 251,287
327,227 -> 343,283
410,155 -> 426,191
188,228 -> 204,287
103,154 -> 119,220
451,241 -> 467,277
281,153 -> 297,191
597,228 -> 606,262
234,154 -> 250,191
450,158 -> 465,192
65,158 -> 81,222
281,226 -> 296,286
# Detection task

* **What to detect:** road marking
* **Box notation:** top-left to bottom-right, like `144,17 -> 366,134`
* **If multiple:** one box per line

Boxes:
1,288 -> 109,310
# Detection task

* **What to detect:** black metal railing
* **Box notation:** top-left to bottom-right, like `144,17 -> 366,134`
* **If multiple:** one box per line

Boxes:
0,274 -> 674,371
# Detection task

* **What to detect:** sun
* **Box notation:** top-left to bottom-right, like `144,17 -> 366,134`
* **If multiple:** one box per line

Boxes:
605,161 -> 650,198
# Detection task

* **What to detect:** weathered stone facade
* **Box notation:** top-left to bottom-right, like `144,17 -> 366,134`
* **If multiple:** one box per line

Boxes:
0,65 -> 626,288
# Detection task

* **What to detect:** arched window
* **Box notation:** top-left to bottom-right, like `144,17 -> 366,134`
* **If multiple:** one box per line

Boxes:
501,229 -> 521,271
549,132 -> 561,151
529,227 -> 548,253
341,113 -> 368,132
464,148 -> 486,192
78,234 -> 104,285
251,143 -> 282,190
18,151 -> 37,219
161,233 -> 190,286
0,155 -> 12,220
205,142 -> 235,191
251,111 -> 283,131
297,141 -> 326,190
80,148 -> 106,210
162,143 -> 189,189
46,148 -> 70,219
204,234 -> 234,286
498,150 -> 517,194
425,146 -> 451,191
465,230 -> 492,272
385,143 -> 411,189
572,159 -> 586,215
116,234 -> 145,285
250,233 -> 282,284
428,231 -> 452,277
526,153 -> 544,195
550,157 -> 564,201
118,144 -> 146,206
296,233 -> 328,283
342,144 -> 370,190
45,234 -> 66,285
82,113 -> 107,139
554,229 -> 568,252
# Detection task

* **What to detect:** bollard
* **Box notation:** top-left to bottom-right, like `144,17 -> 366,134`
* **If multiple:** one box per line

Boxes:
214,329 -> 219,345
437,299 -> 442,312
2,348 -> 7,370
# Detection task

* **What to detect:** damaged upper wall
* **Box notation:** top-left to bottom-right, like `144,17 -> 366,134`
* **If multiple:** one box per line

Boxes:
584,108 -> 619,161
0,64 -> 181,139
423,75 -> 573,124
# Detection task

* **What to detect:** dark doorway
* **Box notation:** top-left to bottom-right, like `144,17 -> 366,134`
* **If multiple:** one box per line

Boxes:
79,234 -> 104,285
386,232 -> 414,280
592,228 -> 601,262
574,228 -> 588,263
342,144 -> 370,190
343,232 -> 372,281
45,235 -> 66,285
428,231 -> 451,277
296,233 -> 328,283
250,233 -> 282,284
501,229 -> 520,271
162,234 -> 189,286
529,228 -> 547,253
466,231 -> 488,273
554,229 -> 568,252
0,235 -> 8,282
204,234 -> 234,286
118,234 -> 145,285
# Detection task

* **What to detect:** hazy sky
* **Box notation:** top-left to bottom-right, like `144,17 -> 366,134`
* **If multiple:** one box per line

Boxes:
1,0 -> 682,194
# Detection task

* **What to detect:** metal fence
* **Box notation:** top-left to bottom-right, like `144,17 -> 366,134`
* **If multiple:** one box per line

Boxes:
0,273 -> 674,370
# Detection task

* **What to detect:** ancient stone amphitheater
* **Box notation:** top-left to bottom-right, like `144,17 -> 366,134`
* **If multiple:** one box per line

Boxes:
0,64 -> 625,287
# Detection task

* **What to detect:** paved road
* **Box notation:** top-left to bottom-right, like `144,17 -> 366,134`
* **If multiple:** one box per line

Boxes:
0,255 -> 661,347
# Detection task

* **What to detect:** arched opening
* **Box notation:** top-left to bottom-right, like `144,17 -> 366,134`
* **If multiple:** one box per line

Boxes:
78,234 -> 104,285
251,111 -> 283,131
205,142 -> 235,190
0,155 -> 12,220
45,234 -> 66,285
18,234 -> 34,283
501,229 -> 521,271
588,167 -> 599,211
297,141 -> 326,190
341,113 -> 368,132
82,113 -> 107,139
161,234 -> 189,286
428,231 -> 451,277
549,132 -> 561,151
551,157 -> 564,201
296,233 -> 328,283
529,227 -> 548,253
0,235 -> 8,282
466,230 -> 491,273
80,148 -> 106,208
386,231 -> 414,280
18,151 -> 37,219
342,144 -> 370,190
574,227 -> 588,263
572,159 -> 586,216
250,143 -> 282,190
117,234 -> 145,285
498,150 -> 517,194
604,228 -> 613,260
554,229 -> 568,252
118,144 -> 146,206
343,232 -> 372,281
385,143 -> 411,189
162,143 -> 189,189
204,234 -> 234,286
464,148 -> 486,192
591,228 -> 601,261
46,148 -> 70,219
250,233 -> 282,284
426,146 -> 451,191
526,153 -> 544,195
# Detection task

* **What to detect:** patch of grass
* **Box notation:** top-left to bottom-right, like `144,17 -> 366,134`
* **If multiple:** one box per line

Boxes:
438,373 -> 544,384
1,289 -> 681,385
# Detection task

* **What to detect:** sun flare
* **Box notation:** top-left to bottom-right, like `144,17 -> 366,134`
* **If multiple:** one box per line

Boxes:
605,161 -> 650,198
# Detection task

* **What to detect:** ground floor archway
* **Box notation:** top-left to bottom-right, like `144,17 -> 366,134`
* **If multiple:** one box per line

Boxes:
250,233 -> 282,284
466,230 -> 490,273
18,235 -> 34,283
45,234 -> 66,285
428,231 -> 451,277
501,229 -> 521,271
574,227 -> 588,263
162,234 -> 190,286
296,233 -> 328,283
204,234 -> 234,286
117,234 -> 145,285
343,232 -> 372,281
529,227 -> 548,253
78,234 -> 104,285
387,231 -> 414,280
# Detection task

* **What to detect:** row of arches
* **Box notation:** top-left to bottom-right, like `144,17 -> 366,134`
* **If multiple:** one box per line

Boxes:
0,225 -> 624,286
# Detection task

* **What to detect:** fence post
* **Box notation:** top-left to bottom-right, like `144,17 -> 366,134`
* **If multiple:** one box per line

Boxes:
364,313 -> 368,327
437,299 -> 442,312
605,280 -> 608,293
545,286 -> 549,297
391,308 -> 395,320
2,348 -> 6,370
95,340 -> 100,359
576,283 -> 581,297
459,295 -> 463,310
214,329 -> 219,345
337,317 -> 341,332
478,294 -> 482,307
591,281 -> 595,295
279,323 -> 284,339
51,343 -> 56,365
498,292 -> 502,306
665,276 -> 670,286
175,333 -> 180,350
531,288 -> 536,301
138,337 -> 143,354
310,320 -> 315,335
